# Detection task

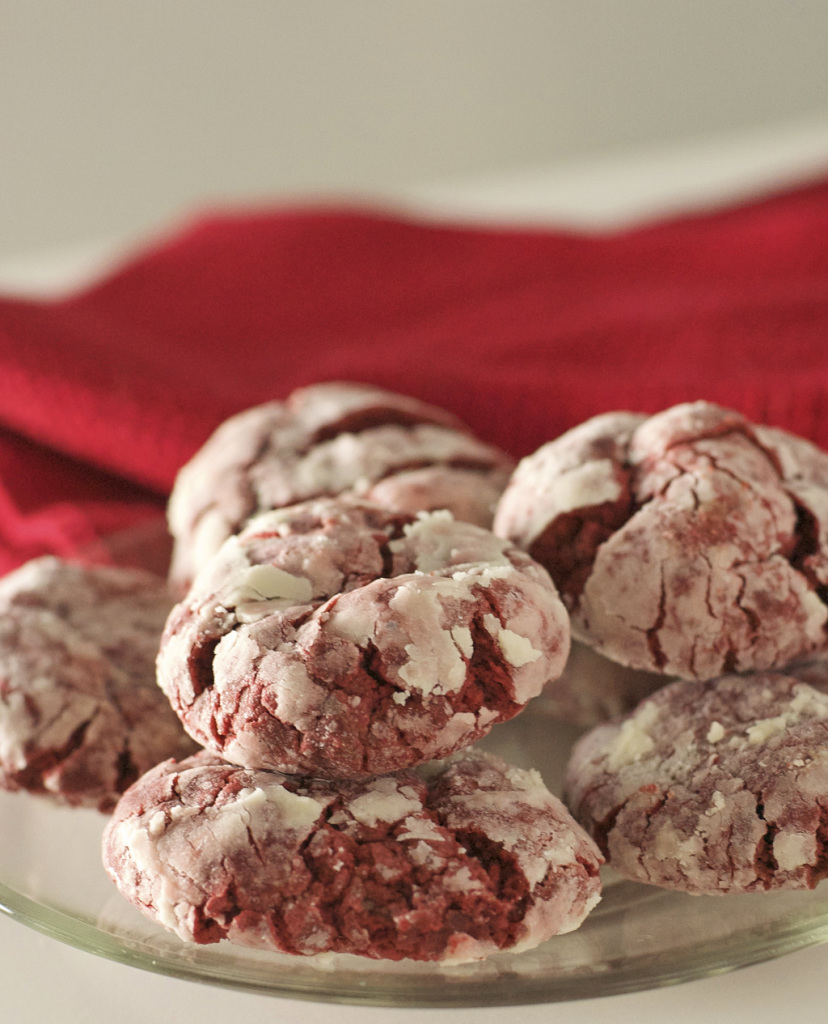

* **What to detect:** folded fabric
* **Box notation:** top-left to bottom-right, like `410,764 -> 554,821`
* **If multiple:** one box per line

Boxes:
1,177 -> 827,573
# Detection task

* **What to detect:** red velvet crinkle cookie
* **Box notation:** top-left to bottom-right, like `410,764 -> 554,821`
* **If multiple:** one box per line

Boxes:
167,381 -> 514,587
564,666 -> 828,894
0,557 -> 198,812
102,748 -> 603,962
157,498 -> 570,778
494,401 -> 828,679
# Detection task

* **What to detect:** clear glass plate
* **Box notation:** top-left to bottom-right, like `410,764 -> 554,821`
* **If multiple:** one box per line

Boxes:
2,521 -> 828,1007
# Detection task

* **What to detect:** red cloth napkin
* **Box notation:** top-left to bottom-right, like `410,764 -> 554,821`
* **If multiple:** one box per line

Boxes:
1,178 -> 828,573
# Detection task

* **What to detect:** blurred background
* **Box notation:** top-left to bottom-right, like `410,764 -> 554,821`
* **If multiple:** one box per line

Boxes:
2,0 -> 828,262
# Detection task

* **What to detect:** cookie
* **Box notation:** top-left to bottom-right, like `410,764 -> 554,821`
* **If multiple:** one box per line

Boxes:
564,668 -> 828,894
494,401 -> 828,679
157,498 -> 570,778
102,748 -> 602,962
0,557 -> 198,812
168,381 -> 514,588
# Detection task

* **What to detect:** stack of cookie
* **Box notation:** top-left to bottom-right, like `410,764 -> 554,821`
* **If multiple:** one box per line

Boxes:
100,382 -> 606,963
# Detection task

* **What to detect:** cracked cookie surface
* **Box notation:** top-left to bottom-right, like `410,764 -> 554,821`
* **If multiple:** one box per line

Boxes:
168,381 -> 514,588
494,401 -> 828,679
563,666 -> 828,894
157,498 -> 570,778
102,747 -> 602,962
0,557 -> 198,811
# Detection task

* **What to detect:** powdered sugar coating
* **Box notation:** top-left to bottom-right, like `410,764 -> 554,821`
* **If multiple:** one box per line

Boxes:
168,382 -> 514,588
564,667 -> 828,894
0,557 -> 198,811
102,747 -> 602,962
157,499 -> 570,778
494,401 -> 828,679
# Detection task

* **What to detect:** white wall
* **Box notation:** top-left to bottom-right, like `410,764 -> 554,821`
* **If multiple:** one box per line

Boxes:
2,1 -> 828,259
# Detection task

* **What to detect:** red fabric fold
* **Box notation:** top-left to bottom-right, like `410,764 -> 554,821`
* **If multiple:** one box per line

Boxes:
1,178 -> 828,571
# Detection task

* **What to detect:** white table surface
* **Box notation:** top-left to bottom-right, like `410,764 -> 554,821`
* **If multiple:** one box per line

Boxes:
3,116 -> 828,1023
